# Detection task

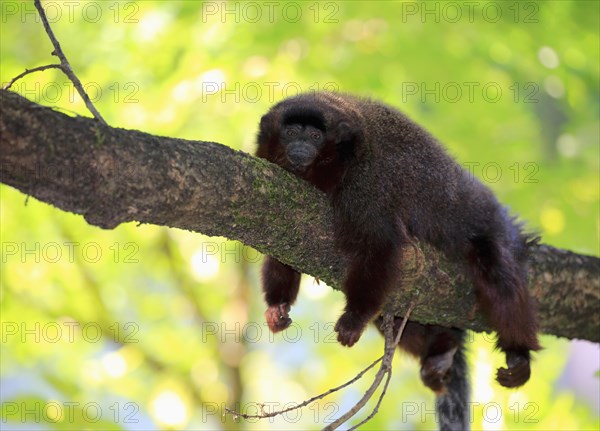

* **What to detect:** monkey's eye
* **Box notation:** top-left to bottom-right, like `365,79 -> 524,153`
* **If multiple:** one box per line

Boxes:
310,131 -> 322,141
286,128 -> 298,137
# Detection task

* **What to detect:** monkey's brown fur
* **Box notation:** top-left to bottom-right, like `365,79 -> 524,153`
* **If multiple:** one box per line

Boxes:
256,92 -> 540,428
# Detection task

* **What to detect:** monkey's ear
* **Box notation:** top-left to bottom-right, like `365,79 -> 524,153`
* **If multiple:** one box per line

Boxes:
335,122 -> 357,161
335,122 -> 354,144
258,113 -> 277,143
259,114 -> 271,132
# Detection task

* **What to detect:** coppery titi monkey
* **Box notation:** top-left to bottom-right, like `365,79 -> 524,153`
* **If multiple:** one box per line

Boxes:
255,92 -> 540,430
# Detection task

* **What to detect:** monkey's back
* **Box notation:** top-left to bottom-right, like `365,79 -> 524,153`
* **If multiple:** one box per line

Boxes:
331,94 -> 516,259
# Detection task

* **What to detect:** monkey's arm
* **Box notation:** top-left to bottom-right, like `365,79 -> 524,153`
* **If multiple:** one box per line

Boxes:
261,256 -> 301,333
335,237 -> 403,346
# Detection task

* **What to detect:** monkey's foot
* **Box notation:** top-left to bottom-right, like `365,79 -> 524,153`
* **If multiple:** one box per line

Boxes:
420,348 -> 457,393
496,350 -> 531,388
334,312 -> 366,347
265,303 -> 292,333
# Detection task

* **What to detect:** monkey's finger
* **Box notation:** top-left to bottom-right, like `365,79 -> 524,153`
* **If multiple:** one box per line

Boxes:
334,314 -> 364,347
496,361 -> 531,388
336,330 -> 360,347
264,305 -> 292,333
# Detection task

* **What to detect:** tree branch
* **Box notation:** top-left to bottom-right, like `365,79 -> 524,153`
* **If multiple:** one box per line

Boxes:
1,89 -> 598,342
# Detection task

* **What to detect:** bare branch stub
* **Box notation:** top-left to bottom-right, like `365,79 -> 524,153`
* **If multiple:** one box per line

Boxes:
2,64 -> 63,90
30,0 -> 106,125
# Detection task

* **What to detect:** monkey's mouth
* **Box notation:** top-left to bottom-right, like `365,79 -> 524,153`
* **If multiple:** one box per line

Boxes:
286,149 -> 315,173
289,163 -> 309,174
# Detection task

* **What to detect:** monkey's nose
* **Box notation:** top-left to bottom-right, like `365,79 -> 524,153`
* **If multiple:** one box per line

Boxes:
287,148 -> 315,169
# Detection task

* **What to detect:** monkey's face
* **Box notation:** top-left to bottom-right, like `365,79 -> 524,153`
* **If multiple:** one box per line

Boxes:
256,102 -> 360,193
279,123 -> 325,173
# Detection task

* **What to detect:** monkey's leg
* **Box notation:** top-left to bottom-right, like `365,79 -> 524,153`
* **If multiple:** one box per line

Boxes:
375,320 -> 471,430
261,256 -> 301,333
335,245 -> 401,347
377,319 -> 464,392
418,327 -> 465,393
376,319 -> 451,387
468,238 -> 541,388
424,329 -> 471,431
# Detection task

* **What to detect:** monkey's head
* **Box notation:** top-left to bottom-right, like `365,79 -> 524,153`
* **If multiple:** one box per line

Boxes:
256,93 -> 363,192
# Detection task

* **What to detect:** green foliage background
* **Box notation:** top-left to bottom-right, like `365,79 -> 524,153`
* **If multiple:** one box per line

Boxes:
1,1 -> 598,430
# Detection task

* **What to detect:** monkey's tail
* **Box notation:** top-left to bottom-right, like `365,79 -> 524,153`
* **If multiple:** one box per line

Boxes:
435,336 -> 470,431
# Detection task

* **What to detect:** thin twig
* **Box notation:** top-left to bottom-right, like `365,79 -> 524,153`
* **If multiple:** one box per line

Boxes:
347,366 -> 393,431
346,302 -> 417,430
393,302 -> 416,346
224,354 -> 384,419
321,316 -> 394,431
3,64 -> 63,90
224,303 -> 417,427
323,304 -> 415,431
32,0 -> 106,124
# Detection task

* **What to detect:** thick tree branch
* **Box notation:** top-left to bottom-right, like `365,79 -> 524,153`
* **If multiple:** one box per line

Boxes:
1,89 -> 598,342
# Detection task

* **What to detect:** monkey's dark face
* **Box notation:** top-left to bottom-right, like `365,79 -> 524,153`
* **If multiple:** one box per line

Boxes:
279,123 -> 325,173
256,99 -> 361,194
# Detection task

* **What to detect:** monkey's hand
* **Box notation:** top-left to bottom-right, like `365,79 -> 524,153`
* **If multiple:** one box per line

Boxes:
496,350 -> 531,388
334,312 -> 366,347
265,303 -> 292,333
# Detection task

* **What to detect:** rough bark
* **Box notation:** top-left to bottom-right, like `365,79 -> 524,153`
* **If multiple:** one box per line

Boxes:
1,89 -> 598,342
